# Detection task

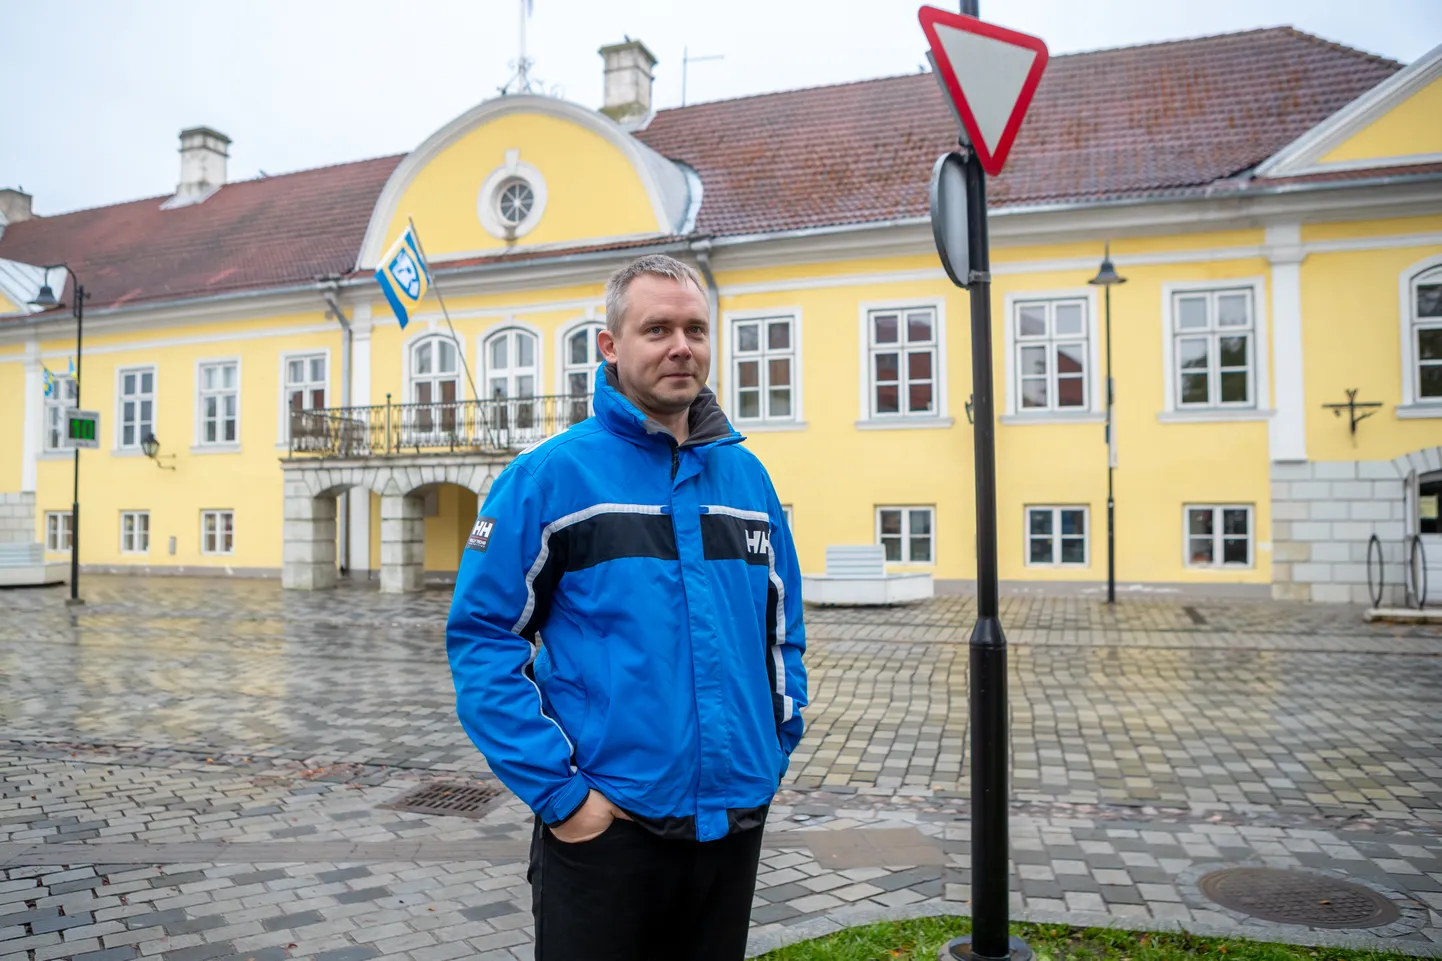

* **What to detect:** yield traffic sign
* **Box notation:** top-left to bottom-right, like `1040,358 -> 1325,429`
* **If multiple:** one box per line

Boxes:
918,7 -> 1049,176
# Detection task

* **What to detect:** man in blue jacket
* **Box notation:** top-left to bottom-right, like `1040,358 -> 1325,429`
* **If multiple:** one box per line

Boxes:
446,254 -> 808,960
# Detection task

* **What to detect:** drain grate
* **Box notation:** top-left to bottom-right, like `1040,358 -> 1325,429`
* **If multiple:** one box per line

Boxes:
1199,867 -> 1400,929
381,781 -> 502,819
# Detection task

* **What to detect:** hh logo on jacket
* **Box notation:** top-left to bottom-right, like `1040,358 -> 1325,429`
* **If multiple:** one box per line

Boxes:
746,529 -> 770,556
467,516 -> 497,552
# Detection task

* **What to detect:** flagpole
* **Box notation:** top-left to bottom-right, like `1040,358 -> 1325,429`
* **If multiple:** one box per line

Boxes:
405,217 -> 481,405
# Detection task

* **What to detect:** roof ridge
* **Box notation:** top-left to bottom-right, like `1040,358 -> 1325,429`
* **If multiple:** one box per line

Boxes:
653,25 -> 1402,116
22,152 -> 405,222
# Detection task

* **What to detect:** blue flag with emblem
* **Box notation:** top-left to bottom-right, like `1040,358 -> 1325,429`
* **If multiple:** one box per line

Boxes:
374,226 -> 432,330
42,364 -> 55,398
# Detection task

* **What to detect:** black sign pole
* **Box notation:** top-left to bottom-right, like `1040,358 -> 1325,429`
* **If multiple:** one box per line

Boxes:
947,3 -> 1024,956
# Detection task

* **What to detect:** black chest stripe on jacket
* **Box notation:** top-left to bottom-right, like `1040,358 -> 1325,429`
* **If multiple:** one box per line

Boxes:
515,509 -> 678,639
700,512 -> 772,566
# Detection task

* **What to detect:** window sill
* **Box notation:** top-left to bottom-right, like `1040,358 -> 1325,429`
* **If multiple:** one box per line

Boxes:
200,552 -> 236,559
38,451 -> 75,461
1024,563 -> 1092,570
1395,403 -> 1442,420
1000,412 -> 1105,426
1157,408 -> 1274,424
855,417 -> 955,431
1184,564 -> 1255,572
734,420 -> 808,433
191,444 -> 242,455
110,448 -> 147,458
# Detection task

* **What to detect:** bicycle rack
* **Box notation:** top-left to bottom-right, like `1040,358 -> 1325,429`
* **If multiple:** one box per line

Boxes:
1405,533 -> 1429,610
1366,533 -> 1384,608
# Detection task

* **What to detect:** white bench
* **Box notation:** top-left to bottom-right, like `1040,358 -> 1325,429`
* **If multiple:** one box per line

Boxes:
0,542 -> 67,588
801,545 -> 933,606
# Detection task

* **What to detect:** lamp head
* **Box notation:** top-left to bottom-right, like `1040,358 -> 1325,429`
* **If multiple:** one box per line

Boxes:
1088,243 -> 1127,287
28,284 -> 60,309
141,432 -> 160,459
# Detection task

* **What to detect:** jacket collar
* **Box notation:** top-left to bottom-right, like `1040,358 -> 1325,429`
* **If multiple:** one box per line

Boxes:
594,363 -> 740,449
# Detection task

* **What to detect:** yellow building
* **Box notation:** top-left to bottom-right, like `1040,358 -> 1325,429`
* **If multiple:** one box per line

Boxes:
1,30 -> 1439,602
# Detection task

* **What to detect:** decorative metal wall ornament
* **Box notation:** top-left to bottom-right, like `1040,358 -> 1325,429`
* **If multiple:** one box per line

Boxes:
1321,388 -> 1382,437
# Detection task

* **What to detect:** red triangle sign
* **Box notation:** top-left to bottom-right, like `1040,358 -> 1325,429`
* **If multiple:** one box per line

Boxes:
919,7 -> 1049,176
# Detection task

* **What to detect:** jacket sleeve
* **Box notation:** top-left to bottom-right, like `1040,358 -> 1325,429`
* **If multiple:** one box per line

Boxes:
764,477 -> 808,757
445,463 -> 591,825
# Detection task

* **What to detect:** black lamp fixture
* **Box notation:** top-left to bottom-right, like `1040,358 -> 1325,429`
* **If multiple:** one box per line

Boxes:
28,264 -> 87,606
1088,243 -> 1127,605
29,283 -> 60,309
141,432 -> 177,470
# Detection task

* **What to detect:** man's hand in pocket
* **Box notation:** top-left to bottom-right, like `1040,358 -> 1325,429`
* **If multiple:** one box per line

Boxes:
550,789 -> 630,843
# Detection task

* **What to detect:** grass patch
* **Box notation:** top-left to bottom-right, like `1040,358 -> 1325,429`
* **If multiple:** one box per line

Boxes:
755,917 -> 1418,961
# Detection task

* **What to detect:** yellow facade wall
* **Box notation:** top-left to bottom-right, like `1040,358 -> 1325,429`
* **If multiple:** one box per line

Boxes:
383,113 -> 664,261
0,292 -> 20,315
1320,76 -> 1442,165
29,311 -> 340,568
1301,242 -> 1442,462
0,354 -> 24,492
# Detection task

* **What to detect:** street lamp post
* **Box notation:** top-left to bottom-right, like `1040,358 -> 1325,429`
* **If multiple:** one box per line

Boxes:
28,266 -> 87,606
1088,245 -> 1126,604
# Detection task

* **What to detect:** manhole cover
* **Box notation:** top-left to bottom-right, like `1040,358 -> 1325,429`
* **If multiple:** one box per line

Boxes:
381,781 -> 502,819
1199,867 -> 1400,929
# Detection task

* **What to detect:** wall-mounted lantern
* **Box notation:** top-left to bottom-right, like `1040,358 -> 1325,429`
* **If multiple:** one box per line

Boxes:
141,432 -> 177,470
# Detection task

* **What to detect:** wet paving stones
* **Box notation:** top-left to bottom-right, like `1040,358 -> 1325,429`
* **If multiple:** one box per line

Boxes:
1,576 -> 1440,959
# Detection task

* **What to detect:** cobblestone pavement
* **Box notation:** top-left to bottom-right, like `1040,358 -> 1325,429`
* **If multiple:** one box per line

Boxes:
1,577 -> 1440,960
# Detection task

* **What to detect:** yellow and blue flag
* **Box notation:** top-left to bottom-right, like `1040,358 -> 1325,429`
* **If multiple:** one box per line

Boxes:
42,365 -> 55,398
374,227 -> 432,329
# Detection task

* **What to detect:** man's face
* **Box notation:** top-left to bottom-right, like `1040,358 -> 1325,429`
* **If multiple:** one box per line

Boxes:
598,273 -> 711,418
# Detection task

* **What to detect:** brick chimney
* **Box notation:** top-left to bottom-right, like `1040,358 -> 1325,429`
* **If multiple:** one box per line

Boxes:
0,188 -> 33,224
599,39 -> 657,127
169,126 -> 231,207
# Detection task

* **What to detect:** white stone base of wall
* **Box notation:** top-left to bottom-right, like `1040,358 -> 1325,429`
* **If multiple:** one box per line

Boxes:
0,492 -> 37,544
1271,446 -> 1442,604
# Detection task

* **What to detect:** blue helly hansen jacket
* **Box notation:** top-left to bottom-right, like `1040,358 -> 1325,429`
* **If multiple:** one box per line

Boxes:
446,364 -> 808,842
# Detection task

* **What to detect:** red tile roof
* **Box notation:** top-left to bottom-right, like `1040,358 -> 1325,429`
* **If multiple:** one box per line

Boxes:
0,28 -> 1403,316
635,27 -> 1401,235
0,156 -> 401,315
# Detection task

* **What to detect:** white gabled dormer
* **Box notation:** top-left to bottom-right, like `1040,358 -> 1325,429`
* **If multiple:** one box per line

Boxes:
1256,43 -> 1442,178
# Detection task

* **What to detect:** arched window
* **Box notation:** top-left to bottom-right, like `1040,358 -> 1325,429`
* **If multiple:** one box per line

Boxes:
484,328 -> 540,443
563,323 -> 603,424
410,336 -> 459,437
1413,265 -> 1442,403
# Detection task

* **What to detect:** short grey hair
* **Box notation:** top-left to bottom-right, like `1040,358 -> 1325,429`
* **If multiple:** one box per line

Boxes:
604,254 -> 706,335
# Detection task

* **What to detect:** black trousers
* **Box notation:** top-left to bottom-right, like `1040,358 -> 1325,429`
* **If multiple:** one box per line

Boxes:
528,815 -> 765,961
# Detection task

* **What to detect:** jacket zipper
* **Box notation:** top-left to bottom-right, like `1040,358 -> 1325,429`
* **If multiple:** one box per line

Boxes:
670,444 -> 679,481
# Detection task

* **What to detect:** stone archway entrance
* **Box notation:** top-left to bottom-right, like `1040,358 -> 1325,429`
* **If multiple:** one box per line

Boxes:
280,453 -> 510,592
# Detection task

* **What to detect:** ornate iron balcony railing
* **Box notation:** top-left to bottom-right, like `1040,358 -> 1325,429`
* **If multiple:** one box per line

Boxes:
286,393 -> 590,457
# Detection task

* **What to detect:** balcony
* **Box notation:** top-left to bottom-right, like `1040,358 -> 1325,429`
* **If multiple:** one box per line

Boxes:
287,394 -> 588,458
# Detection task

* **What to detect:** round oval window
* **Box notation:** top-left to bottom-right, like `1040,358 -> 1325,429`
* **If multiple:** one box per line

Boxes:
497,179 -> 534,226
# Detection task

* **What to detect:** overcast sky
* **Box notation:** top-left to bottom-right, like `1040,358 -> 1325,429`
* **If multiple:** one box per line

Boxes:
1,0 -> 1438,217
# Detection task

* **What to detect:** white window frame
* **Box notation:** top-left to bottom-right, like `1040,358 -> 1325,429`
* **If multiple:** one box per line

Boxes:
555,317 -> 604,423
1183,504 -> 1254,569
857,300 -> 949,428
44,511 -> 72,552
1002,289 -> 1103,421
875,505 -> 935,565
114,365 -> 157,452
1399,254 -> 1442,415
201,510 -> 235,556
480,324 -> 543,400
1159,278 -> 1270,422
120,511 -> 150,555
43,375 -> 79,452
193,357 -> 240,450
724,308 -> 804,429
476,152 -> 548,241
277,349 -> 330,442
781,505 -> 794,530
1024,505 -> 1090,568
